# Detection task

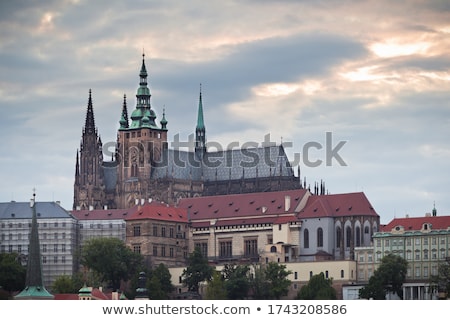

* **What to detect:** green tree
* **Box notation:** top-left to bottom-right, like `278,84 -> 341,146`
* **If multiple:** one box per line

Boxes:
359,253 -> 407,300
52,274 -> 77,294
81,237 -> 143,290
296,272 -> 337,300
222,263 -> 251,299
181,247 -> 213,293
265,262 -> 292,299
0,253 -> 26,297
205,270 -> 227,299
148,263 -> 174,299
430,259 -> 450,299
251,263 -> 271,299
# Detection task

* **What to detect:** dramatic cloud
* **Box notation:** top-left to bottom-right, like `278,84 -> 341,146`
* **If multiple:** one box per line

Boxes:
0,0 -> 449,223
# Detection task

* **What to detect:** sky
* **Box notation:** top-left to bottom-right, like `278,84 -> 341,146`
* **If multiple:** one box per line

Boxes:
0,0 -> 449,224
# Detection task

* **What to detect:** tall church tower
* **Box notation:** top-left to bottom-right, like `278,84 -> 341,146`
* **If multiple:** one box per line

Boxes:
115,54 -> 168,208
73,90 -> 106,210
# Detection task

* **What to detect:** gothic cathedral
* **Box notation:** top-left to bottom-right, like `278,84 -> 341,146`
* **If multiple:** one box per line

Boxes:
73,55 -> 303,210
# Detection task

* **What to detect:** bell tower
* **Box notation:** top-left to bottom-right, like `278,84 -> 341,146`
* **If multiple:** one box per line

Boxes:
115,54 -> 168,208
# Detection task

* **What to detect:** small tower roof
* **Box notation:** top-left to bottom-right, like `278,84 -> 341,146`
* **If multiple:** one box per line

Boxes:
196,84 -> 205,130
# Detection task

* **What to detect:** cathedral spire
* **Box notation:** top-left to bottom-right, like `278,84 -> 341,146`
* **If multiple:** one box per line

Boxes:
84,89 -> 96,133
195,84 -> 206,155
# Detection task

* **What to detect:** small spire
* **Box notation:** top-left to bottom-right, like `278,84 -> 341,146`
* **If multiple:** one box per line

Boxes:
196,83 -> 205,130
160,107 -> 168,130
119,94 -> 129,129
432,202 -> 437,217
84,89 -> 96,132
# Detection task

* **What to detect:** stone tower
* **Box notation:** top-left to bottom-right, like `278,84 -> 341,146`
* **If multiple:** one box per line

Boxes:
73,90 -> 106,210
115,54 -> 168,208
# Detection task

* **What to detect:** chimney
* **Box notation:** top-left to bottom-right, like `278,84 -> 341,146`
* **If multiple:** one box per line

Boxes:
285,195 -> 291,212
56,201 -> 61,205
141,198 -> 145,205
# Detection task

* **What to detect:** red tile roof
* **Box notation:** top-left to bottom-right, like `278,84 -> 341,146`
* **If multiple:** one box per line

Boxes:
126,201 -> 188,223
381,215 -> 450,232
298,192 -> 379,219
178,189 -> 309,223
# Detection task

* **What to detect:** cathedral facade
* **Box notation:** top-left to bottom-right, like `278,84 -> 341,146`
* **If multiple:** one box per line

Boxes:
73,55 -> 303,210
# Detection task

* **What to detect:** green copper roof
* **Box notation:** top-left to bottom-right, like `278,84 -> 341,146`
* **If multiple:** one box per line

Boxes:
196,87 -> 205,130
15,285 -> 54,299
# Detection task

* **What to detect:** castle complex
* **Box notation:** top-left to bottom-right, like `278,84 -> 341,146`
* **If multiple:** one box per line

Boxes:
73,54 -> 304,210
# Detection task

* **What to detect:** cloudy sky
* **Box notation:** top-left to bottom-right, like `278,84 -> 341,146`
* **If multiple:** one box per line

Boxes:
0,0 -> 449,224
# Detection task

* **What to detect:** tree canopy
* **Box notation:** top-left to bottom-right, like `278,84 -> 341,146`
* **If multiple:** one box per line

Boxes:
0,253 -> 26,296
296,272 -> 337,300
80,237 -> 143,291
359,253 -> 407,300
181,247 -> 213,293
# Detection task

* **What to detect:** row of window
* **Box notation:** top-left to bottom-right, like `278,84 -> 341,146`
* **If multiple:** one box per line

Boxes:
79,223 -> 125,229
1,222 -> 70,228
1,232 -> 70,241
376,237 -> 448,247
0,244 -> 71,254
133,244 -> 187,259
376,249 -> 449,261
132,225 -> 185,238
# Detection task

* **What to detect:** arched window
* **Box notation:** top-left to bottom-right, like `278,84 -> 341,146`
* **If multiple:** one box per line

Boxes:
304,229 -> 309,248
317,227 -> 323,247
336,226 -> 341,248
270,246 -> 277,253
346,226 -> 352,248
356,226 -> 361,247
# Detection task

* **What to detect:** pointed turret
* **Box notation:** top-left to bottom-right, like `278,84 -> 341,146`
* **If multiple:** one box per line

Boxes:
84,89 -> 96,134
15,191 -> 54,300
195,84 -> 206,155
160,108 -> 168,130
75,149 -> 80,184
119,94 -> 129,129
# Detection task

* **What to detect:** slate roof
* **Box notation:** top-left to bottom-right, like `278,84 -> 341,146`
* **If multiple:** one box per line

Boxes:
297,192 -> 379,219
103,145 -> 296,184
380,215 -> 450,232
0,201 -> 72,219
71,207 -> 134,220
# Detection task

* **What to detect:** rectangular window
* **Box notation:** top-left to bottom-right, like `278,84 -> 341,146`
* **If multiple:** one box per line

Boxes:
161,246 -> 166,257
244,239 -> 258,257
54,256 -> 58,264
415,266 -> 420,277
195,242 -> 208,258
133,245 -> 141,254
153,245 -> 157,256
54,244 -> 58,253
42,244 -> 47,253
170,247 -> 174,257
153,226 -> 158,237
219,241 -> 232,258
170,228 -> 174,238
133,225 -> 141,237
62,244 -> 66,252
161,227 -> 166,237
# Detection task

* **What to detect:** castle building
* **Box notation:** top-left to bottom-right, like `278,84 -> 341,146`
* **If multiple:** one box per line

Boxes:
73,54 -> 303,211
